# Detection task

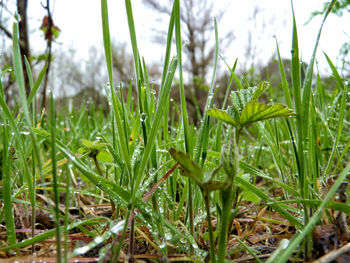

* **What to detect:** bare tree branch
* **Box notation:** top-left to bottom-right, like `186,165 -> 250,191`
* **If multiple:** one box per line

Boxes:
0,23 -> 12,38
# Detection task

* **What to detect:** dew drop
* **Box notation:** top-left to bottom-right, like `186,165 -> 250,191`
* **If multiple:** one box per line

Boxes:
74,245 -> 90,255
140,112 -> 147,122
110,219 -> 125,234
20,131 -> 30,136
165,232 -> 172,241
159,239 -> 166,249
280,238 -> 289,249
149,167 -> 156,176
93,236 -> 103,244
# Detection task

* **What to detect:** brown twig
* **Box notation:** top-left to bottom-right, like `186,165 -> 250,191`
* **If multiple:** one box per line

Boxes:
41,0 -> 53,109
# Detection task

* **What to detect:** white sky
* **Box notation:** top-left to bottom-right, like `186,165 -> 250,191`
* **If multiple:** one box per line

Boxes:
6,1 -> 350,77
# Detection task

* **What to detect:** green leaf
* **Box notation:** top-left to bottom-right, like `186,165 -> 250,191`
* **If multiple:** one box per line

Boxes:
240,101 -> 295,127
241,189 -> 260,203
78,147 -> 88,155
81,139 -> 94,148
90,142 -> 108,150
169,147 -> 203,183
252,82 -> 269,100
97,150 -> 113,163
207,108 -> 237,126
230,86 -> 257,112
81,138 -> 107,150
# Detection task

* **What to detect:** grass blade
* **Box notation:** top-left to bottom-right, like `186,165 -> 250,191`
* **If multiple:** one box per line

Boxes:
49,92 -> 62,263
324,53 -> 347,175
101,0 -> 132,173
274,37 -> 292,109
301,0 -> 336,139
2,123 -> 17,247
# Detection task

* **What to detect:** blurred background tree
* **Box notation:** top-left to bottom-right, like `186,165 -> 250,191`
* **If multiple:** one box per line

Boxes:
0,0 -> 31,96
0,0 -> 348,121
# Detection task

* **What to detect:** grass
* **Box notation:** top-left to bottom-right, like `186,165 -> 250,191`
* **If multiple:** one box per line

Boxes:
0,0 -> 349,262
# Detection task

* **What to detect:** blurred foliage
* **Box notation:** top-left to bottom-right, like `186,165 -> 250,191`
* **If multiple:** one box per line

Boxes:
308,0 -> 350,74
309,0 -> 350,17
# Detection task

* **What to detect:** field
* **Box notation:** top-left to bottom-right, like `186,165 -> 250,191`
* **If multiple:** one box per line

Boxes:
0,0 -> 349,262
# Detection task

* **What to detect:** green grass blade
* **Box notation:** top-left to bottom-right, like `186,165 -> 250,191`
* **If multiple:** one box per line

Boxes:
215,60 -> 237,151
2,124 -> 17,247
290,3 -> 307,226
27,64 -> 47,106
174,0 -> 190,154
24,56 -> 34,90
219,54 -> 243,90
101,0 -> 132,173
274,37 -> 292,109
125,0 -> 141,82
12,20 -> 42,242
301,0 -> 336,139
160,6 -> 175,87
195,17 -> 219,165
173,0 -> 195,245
323,52 -> 347,175
235,175 -> 303,229
0,217 -> 109,251
49,92 -> 62,263
131,58 -> 178,200
239,161 -> 299,196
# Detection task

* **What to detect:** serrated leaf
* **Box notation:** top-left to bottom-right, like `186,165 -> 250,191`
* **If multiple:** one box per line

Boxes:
240,101 -> 295,127
252,81 -> 269,100
97,150 -> 113,162
169,147 -> 204,183
207,108 -> 237,126
230,86 -> 257,112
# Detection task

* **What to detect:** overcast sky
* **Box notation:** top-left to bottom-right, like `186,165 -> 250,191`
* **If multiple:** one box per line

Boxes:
5,1 -> 350,76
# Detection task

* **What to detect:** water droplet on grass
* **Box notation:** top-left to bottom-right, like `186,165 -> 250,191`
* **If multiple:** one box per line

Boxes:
110,219 -> 125,234
149,167 -> 156,176
165,232 -> 172,240
159,239 -> 166,249
74,245 -> 90,255
140,112 -> 147,122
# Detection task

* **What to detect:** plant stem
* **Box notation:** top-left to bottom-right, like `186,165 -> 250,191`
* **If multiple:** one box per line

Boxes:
128,218 -> 135,263
93,156 -> 116,215
203,190 -> 216,263
188,178 -> 195,253
217,129 -> 240,262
